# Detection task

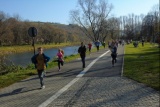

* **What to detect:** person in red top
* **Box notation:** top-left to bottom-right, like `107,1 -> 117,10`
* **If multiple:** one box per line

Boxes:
56,48 -> 64,71
88,42 -> 92,55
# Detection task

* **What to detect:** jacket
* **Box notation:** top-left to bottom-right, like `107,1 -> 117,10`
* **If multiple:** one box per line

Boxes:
111,46 -> 117,54
78,46 -> 86,57
31,53 -> 50,68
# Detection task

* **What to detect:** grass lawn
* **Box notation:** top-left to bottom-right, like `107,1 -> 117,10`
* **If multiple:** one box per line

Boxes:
124,43 -> 160,91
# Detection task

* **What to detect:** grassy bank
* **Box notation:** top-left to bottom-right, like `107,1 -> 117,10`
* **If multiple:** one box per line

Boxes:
123,43 -> 160,91
0,42 -> 79,56
0,45 -> 100,89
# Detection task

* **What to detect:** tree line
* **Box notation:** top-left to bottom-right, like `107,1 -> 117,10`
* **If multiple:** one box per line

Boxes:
70,0 -> 159,43
0,0 -> 159,46
0,12 -> 86,46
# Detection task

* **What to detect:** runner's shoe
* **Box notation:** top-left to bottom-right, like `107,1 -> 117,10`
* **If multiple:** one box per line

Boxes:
41,85 -> 45,89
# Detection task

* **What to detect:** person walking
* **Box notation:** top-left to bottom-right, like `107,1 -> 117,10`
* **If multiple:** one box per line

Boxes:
78,42 -> 86,69
110,42 -> 117,67
57,48 -> 64,71
31,47 -> 50,89
88,42 -> 92,55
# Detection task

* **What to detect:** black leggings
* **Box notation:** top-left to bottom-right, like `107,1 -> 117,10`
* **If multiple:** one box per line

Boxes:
58,60 -> 63,69
96,46 -> 99,51
80,55 -> 85,68
111,53 -> 117,65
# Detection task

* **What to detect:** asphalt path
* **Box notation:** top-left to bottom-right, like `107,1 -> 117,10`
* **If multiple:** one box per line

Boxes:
0,45 -> 159,107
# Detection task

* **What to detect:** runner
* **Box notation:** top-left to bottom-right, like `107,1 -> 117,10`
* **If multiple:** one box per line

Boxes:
95,40 -> 100,52
102,41 -> 106,48
31,47 -> 50,89
108,41 -> 111,48
78,42 -> 86,69
88,42 -> 92,55
122,40 -> 124,46
110,42 -> 117,67
57,48 -> 64,71
142,39 -> 144,47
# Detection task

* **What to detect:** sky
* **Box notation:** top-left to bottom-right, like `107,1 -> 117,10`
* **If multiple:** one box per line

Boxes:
0,0 -> 159,25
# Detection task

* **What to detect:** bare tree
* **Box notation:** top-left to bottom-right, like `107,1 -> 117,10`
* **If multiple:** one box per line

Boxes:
107,17 -> 120,40
70,0 -> 113,42
150,4 -> 159,43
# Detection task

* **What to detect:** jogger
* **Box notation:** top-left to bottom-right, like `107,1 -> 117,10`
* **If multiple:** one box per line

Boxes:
78,42 -> 86,69
31,47 -> 50,89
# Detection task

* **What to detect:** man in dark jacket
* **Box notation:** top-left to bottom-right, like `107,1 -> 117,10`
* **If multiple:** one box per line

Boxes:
78,42 -> 86,69
95,40 -> 100,52
31,47 -> 50,89
111,43 -> 117,67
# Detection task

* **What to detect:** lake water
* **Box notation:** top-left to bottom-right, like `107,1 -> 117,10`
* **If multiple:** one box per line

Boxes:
6,46 -> 79,67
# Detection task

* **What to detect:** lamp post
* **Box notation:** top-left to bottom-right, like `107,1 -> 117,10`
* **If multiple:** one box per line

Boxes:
28,27 -> 37,55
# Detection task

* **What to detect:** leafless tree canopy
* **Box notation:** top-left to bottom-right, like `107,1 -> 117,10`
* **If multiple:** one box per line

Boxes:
0,2 -> 159,46
70,0 -> 113,42
70,1 -> 159,43
118,3 -> 159,42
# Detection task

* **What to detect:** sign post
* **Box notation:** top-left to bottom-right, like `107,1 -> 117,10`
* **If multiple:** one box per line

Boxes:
28,27 -> 37,55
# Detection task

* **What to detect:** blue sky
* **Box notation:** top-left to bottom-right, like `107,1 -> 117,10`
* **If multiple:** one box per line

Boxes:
0,0 -> 159,24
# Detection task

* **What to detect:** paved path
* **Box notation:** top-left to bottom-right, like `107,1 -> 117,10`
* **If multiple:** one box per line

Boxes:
0,45 -> 159,107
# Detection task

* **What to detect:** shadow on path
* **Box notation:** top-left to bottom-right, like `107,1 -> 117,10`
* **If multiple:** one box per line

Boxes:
0,87 -> 40,98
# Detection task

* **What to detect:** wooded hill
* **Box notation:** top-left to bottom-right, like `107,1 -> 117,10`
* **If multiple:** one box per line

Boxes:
0,13 -> 87,46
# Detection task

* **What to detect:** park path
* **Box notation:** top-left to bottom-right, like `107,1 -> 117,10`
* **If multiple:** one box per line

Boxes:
0,45 -> 159,107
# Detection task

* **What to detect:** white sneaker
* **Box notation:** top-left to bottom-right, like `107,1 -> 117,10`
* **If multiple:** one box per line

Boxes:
41,85 -> 45,89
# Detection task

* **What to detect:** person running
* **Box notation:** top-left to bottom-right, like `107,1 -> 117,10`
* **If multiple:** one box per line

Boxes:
122,40 -> 124,46
78,42 -> 86,69
88,42 -> 92,55
108,41 -> 111,49
57,48 -> 64,71
142,39 -> 144,47
102,41 -> 106,48
115,40 -> 118,47
95,40 -> 100,52
110,42 -> 117,67
31,47 -> 50,89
